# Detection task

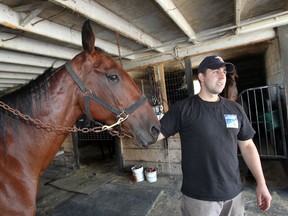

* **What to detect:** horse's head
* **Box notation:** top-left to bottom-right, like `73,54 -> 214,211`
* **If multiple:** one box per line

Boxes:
69,20 -> 160,147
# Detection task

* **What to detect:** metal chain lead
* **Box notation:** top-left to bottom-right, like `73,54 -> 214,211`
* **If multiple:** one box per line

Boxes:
0,101 -> 131,138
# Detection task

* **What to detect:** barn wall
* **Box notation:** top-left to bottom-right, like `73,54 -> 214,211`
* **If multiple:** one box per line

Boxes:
277,25 -> 288,114
120,134 -> 182,175
265,25 -> 288,115
265,38 -> 283,85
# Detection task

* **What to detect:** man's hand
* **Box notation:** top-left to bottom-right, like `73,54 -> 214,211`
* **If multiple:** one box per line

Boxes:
256,184 -> 272,211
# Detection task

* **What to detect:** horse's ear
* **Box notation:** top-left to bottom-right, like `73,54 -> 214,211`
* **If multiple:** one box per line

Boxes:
82,20 -> 95,54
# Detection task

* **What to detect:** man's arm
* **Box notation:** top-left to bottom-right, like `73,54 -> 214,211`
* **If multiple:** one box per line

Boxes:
238,139 -> 272,211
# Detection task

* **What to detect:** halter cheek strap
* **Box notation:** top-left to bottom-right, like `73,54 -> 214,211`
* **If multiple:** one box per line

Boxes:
65,62 -> 147,123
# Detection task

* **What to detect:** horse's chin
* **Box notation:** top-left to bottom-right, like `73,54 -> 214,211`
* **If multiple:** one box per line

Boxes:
135,138 -> 148,148
120,120 -> 160,148
133,131 -> 156,148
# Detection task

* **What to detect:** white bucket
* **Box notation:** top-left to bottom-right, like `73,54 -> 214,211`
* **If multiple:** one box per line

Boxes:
131,165 -> 144,182
145,168 -> 157,183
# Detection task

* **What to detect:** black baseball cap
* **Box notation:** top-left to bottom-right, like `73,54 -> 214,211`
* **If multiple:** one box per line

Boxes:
198,55 -> 235,74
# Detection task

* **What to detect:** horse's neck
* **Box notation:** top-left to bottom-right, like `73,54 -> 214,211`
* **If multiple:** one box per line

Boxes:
31,70 -> 82,127
23,69 -> 83,171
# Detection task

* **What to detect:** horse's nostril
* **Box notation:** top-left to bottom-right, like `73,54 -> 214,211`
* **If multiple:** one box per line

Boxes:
151,124 -> 160,138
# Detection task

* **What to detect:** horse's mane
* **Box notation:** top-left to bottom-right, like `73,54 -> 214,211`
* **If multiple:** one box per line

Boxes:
0,65 -> 64,115
0,65 -> 66,140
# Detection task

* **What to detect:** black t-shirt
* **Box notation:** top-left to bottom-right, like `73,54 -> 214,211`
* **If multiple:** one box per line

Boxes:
160,95 -> 255,201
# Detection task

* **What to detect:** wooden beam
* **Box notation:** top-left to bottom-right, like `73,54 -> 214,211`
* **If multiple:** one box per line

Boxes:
237,12 -> 288,34
124,28 -> 275,70
12,2 -> 51,12
0,71 -> 37,80
50,0 -> 164,52
0,78 -> 28,84
13,2 -> 53,26
0,63 -> 46,74
0,32 -> 79,60
0,3 -> 134,59
234,0 -> 242,27
155,0 -> 197,43
0,83 -> 16,87
0,49 -> 65,68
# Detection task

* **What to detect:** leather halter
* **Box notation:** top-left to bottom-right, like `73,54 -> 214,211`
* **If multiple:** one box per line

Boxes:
65,62 -> 147,127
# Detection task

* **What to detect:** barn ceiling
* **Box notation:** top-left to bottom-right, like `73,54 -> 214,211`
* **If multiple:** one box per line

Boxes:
1,0 -> 288,95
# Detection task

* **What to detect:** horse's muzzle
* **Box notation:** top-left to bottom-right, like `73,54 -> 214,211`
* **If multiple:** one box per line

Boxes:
135,122 -> 160,148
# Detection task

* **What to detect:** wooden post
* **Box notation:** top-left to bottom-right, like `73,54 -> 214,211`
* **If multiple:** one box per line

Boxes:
154,64 -> 169,112
71,132 -> 80,170
115,137 -> 125,172
184,56 -> 194,96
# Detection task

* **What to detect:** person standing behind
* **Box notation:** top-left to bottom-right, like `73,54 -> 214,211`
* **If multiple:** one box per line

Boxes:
157,56 -> 272,216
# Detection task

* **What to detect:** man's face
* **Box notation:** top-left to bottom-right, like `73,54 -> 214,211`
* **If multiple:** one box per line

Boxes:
199,66 -> 227,95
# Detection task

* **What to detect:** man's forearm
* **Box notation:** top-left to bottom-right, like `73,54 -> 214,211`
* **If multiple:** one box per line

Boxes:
239,139 -> 266,185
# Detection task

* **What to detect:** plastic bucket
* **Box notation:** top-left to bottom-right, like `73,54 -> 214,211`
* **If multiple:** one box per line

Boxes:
145,168 -> 157,183
131,165 -> 144,182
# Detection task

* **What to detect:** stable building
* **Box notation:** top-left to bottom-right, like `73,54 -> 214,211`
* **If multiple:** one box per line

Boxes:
1,1 -> 288,215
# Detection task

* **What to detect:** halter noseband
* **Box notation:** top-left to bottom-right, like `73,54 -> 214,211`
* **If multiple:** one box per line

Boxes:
65,62 -> 147,130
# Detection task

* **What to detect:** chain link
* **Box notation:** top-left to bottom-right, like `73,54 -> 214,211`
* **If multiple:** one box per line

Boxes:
0,101 -> 131,137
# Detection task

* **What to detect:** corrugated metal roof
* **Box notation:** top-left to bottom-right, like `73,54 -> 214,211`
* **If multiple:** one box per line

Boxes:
0,0 -> 287,95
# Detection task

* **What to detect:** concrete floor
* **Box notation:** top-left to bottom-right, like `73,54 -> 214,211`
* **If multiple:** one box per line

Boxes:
36,157 -> 288,216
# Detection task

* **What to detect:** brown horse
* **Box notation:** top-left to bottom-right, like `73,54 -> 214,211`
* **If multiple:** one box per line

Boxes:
221,70 -> 238,102
0,20 -> 160,216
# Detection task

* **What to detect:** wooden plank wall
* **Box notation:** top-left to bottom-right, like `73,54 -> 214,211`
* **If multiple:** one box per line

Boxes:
121,134 -> 182,175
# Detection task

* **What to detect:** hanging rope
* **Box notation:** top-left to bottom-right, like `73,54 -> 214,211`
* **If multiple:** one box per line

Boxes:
115,32 -> 123,67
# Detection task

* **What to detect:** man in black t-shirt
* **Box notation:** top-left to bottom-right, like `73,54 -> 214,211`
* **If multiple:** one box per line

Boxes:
157,56 -> 272,216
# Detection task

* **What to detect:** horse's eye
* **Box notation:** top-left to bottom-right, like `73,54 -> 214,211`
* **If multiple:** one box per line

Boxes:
108,74 -> 119,82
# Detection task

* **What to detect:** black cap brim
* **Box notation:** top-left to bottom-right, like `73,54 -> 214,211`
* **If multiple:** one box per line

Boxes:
207,62 -> 235,73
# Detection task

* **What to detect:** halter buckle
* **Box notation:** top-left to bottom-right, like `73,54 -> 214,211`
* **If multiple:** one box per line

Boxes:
117,111 -> 129,122
83,89 -> 92,97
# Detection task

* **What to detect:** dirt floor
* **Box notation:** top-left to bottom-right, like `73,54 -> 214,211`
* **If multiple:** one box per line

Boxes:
36,151 -> 288,216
